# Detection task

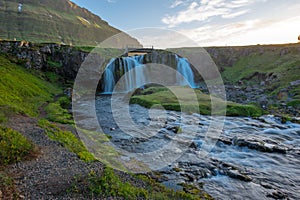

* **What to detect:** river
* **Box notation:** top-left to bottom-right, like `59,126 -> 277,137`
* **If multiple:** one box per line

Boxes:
94,94 -> 300,200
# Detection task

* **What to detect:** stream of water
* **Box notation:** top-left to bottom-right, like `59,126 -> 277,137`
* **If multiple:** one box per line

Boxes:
95,95 -> 300,200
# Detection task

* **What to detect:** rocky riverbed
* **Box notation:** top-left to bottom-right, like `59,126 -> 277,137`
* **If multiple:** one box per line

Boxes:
94,95 -> 300,200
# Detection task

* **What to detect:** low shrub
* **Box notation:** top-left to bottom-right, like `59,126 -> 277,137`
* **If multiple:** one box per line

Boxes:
0,126 -> 34,165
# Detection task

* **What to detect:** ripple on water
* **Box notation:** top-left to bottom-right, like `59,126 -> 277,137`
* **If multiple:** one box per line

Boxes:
95,95 -> 300,200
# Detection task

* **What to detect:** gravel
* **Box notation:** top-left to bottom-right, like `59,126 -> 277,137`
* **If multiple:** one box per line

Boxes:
4,116 -> 146,199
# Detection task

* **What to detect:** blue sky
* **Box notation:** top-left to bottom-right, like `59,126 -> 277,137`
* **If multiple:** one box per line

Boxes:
71,0 -> 300,47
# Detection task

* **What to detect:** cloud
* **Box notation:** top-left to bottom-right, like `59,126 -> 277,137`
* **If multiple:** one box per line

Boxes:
170,0 -> 184,8
178,16 -> 300,46
129,28 -> 198,49
222,9 -> 249,19
162,0 -> 265,27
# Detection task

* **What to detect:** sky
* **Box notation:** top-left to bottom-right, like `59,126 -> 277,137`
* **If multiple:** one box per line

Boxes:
71,0 -> 300,48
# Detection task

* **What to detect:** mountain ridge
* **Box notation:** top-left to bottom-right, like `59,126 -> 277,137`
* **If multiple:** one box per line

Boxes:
0,0 -> 141,46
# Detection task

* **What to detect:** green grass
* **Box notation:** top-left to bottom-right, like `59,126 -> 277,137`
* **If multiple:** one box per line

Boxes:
0,55 -> 61,118
287,100 -> 300,109
78,128 -> 125,170
0,126 -> 35,198
44,71 -> 61,83
47,59 -> 63,69
44,96 -> 73,124
0,126 -> 34,165
0,0 -> 140,46
219,46 -> 300,98
44,102 -> 73,124
171,45 -> 300,103
84,167 -> 212,200
88,167 -> 148,199
38,119 -> 95,162
130,86 -> 263,117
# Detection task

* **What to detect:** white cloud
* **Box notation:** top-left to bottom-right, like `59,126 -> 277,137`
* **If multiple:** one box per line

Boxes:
170,0 -> 184,8
162,0 -> 265,27
106,0 -> 116,3
179,16 -> 300,46
222,9 -> 249,19
129,28 -> 198,49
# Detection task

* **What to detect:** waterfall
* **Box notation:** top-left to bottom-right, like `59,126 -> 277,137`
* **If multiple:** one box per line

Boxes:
175,55 -> 197,88
102,54 -> 198,94
103,58 -> 116,93
103,55 -> 146,94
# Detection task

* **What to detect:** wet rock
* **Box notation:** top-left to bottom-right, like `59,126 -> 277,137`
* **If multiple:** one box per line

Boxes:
232,137 -> 289,154
290,79 -> 300,86
258,96 -> 269,108
150,172 -> 169,183
218,136 -> 232,145
260,182 -> 273,189
226,169 -> 252,182
267,190 -> 287,199
180,172 -> 195,182
291,117 -> 300,124
189,142 -> 198,149
165,125 -> 181,133
167,116 -> 177,122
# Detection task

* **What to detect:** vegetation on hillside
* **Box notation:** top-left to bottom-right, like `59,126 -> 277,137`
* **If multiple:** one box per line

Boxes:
44,96 -> 74,124
0,126 -> 36,198
0,55 -> 61,121
220,46 -> 300,97
0,0 -> 140,46
0,126 -> 35,165
172,44 -> 300,102
75,166 -> 213,200
38,119 -> 95,162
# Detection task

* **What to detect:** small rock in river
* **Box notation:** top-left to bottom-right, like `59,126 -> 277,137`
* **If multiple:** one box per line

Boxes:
226,169 -> 252,182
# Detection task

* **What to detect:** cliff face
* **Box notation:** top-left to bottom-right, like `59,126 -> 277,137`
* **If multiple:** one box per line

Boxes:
0,41 -> 299,116
0,41 -> 87,80
204,44 -> 300,71
0,0 -> 141,47
2,41 -> 300,82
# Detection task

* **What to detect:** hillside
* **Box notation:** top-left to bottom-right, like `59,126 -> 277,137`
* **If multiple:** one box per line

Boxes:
169,44 -> 300,117
0,0 -> 140,46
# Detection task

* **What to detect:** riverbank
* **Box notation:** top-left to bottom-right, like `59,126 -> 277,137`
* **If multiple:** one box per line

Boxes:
96,94 -> 300,199
0,50 -> 212,199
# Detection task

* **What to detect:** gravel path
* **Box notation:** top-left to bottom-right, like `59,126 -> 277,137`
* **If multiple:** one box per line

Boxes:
4,115 -> 146,199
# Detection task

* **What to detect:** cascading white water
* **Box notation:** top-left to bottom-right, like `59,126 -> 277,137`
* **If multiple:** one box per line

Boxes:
175,55 -> 197,88
102,54 -> 197,93
103,55 -> 146,94
103,58 -> 116,93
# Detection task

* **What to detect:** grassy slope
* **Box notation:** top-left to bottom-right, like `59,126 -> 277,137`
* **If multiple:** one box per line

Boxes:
0,0 -> 140,46
0,55 -> 61,120
172,44 -> 300,100
131,86 -> 263,117
221,45 -> 300,97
